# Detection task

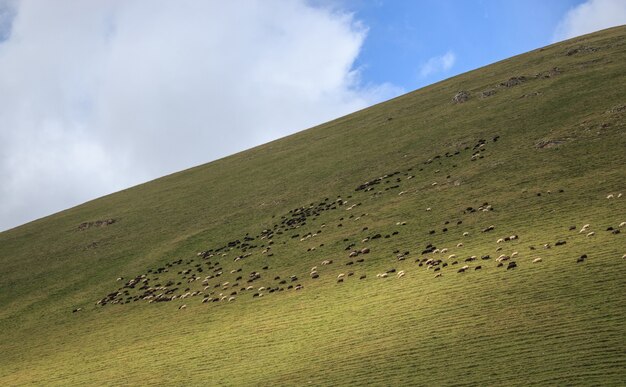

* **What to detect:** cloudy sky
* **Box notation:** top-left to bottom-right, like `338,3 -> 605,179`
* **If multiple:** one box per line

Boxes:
0,0 -> 625,232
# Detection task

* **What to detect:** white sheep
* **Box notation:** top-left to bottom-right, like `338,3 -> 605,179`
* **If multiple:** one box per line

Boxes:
532,257 -> 542,263
587,231 -> 595,237
434,273 -> 442,278
448,254 -> 457,259
440,248 -> 448,253
397,270 -> 406,278
463,232 -> 469,237
337,273 -> 345,279
497,238 -> 505,244
228,296 -> 236,302
607,194 -> 614,199
619,222 -> 625,228
179,304 -> 187,310
511,251 -> 519,258
457,243 -> 464,248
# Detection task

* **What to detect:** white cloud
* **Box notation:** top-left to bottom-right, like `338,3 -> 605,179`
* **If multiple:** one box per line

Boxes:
0,1 -> 401,231
418,51 -> 456,78
553,0 -> 626,42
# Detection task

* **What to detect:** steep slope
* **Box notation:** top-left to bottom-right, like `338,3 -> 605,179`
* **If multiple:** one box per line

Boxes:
1,26 -> 625,385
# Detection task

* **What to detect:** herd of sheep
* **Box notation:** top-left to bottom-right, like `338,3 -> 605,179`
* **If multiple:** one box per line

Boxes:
91,134 -> 624,312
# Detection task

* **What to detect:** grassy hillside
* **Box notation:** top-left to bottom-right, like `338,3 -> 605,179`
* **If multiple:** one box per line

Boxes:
1,26 -> 625,385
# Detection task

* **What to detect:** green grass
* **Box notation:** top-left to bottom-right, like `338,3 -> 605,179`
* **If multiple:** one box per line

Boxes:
1,26 -> 625,385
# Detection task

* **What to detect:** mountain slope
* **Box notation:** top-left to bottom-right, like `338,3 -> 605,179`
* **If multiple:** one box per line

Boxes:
1,26 -> 625,385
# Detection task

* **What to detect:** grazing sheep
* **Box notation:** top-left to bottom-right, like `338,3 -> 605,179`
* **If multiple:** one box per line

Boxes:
511,252 -> 519,258
461,265 -> 469,271
497,238 -> 505,244
463,232 -> 469,237
179,304 -> 187,310
376,273 -> 389,278
426,207 -> 432,211
533,257 -> 542,263
586,232 -> 595,237
457,268 -> 466,273
434,273 -> 442,278
607,194 -> 614,199
475,266 -> 482,271
359,274 -> 367,280
228,296 -> 236,302
457,243 -> 464,248
440,248 -> 449,253
619,222 -> 626,228
448,254 -> 457,259
496,255 -> 510,262
337,273 -> 345,279
397,270 -> 406,278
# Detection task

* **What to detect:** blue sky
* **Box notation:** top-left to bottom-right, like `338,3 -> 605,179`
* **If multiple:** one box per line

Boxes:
349,0 -> 586,90
0,0 -> 624,231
